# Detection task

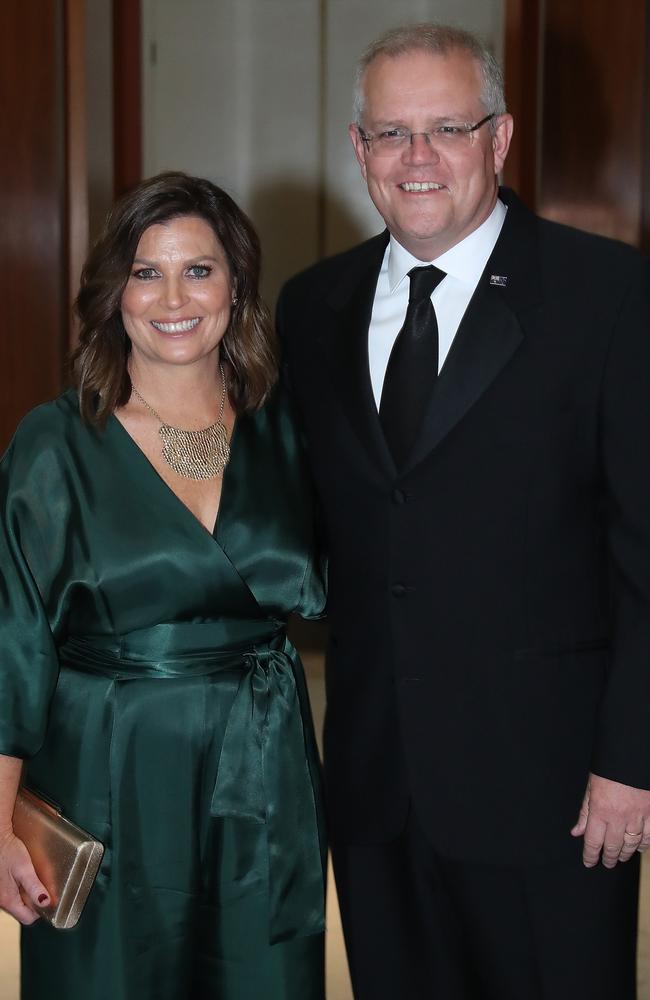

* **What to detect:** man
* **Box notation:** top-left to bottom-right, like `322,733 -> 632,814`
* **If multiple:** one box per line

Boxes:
277,23 -> 650,999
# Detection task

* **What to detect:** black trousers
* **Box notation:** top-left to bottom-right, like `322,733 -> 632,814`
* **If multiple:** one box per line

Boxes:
332,809 -> 640,1000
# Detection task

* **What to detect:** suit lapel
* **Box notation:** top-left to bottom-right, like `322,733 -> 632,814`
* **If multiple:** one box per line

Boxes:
324,233 -> 396,473
406,283 -> 524,470
404,189 -> 542,473
318,190 -> 542,477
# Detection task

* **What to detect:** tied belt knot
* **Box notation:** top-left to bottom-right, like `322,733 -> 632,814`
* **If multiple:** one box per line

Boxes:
58,622 -> 325,944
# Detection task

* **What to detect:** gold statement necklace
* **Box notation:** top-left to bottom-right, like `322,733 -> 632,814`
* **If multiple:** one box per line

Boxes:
131,363 -> 230,480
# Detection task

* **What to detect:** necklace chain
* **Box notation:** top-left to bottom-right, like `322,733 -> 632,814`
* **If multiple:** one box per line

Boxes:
131,363 -> 230,480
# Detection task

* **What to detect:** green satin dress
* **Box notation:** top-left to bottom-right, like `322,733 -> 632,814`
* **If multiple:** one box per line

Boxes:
0,388 -> 326,1000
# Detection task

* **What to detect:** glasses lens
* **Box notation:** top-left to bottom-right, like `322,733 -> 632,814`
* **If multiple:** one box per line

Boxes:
367,125 -> 476,156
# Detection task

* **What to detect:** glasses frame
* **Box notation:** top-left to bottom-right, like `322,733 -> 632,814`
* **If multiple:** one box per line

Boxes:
358,113 -> 496,154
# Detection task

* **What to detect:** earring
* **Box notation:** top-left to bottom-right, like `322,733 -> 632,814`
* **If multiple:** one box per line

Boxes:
231,294 -> 238,305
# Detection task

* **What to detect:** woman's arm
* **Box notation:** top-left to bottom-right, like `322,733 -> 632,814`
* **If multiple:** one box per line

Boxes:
0,409 -> 76,923
0,753 -> 49,924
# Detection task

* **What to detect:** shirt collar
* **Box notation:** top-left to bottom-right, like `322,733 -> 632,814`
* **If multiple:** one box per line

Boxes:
387,198 -> 507,293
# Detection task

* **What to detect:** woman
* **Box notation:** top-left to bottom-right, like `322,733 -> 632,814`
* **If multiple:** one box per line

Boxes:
0,172 -> 326,999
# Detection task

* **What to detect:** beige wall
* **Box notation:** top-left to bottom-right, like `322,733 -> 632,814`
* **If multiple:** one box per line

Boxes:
141,0 -> 504,303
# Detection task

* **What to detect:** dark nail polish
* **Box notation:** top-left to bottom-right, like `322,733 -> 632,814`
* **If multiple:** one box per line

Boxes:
38,894 -> 48,904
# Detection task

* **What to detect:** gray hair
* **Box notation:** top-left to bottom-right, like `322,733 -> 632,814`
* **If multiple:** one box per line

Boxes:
353,23 -> 506,132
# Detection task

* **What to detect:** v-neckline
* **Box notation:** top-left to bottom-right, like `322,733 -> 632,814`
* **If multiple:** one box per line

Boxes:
107,410 -> 240,541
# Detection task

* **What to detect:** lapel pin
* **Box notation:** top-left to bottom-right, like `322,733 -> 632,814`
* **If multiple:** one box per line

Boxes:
490,274 -> 508,287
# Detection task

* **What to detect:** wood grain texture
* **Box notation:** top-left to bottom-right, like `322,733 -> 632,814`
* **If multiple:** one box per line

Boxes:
65,0 -> 89,348
539,0 -> 647,245
0,1 -> 67,449
641,5 -> 650,253
502,0 -> 541,208
113,0 -> 142,197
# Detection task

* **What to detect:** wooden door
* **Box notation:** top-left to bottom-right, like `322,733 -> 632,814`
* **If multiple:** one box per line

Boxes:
0,0 -> 87,450
504,0 -> 650,251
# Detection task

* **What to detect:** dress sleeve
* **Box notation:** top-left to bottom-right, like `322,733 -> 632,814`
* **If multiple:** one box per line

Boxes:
0,421 -> 67,758
296,532 -> 327,621
276,384 -> 328,623
294,454 -> 328,621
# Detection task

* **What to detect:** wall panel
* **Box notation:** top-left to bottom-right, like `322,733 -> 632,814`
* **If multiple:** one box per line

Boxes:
505,0 -> 649,248
539,0 -> 647,245
142,0 -> 504,303
0,2 -> 67,448
142,0 -> 322,301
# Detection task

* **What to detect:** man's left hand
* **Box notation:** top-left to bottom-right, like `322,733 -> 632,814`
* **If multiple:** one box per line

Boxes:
571,773 -> 650,868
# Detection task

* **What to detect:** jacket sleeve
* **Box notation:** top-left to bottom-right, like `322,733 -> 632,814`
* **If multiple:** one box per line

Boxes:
591,256 -> 650,789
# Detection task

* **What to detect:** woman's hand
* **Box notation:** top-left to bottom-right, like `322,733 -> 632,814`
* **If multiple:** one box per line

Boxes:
0,826 -> 49,924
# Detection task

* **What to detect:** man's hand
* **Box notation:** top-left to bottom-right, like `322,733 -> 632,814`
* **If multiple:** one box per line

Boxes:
571,773 -> 650,868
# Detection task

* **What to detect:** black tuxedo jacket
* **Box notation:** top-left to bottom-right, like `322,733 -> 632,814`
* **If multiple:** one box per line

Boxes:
277,189 -> 650,864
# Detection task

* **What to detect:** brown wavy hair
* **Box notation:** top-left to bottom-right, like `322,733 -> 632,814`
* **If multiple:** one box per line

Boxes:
72,171 -> 277,425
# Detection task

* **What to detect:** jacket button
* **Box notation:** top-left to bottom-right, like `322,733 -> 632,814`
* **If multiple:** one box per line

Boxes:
391,583 -> 406,598
392,488 -> 406,504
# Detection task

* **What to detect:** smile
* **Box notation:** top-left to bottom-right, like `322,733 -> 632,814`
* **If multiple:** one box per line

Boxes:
399,182 -> 445,192
151,318 -> 201,333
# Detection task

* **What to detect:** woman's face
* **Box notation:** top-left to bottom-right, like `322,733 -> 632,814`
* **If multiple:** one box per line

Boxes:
121,214 -> 234,374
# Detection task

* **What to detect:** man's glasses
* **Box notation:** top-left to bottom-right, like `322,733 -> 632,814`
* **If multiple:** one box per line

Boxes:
357,113 -> 496,157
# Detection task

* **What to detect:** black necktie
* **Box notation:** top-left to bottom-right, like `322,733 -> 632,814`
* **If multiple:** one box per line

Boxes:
379,265 -> 446,467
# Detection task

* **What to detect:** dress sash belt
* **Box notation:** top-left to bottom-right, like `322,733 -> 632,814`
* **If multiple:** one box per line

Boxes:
58,621 -> 325,944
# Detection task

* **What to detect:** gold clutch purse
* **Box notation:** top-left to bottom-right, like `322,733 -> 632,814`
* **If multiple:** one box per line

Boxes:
12,787 -> 104,930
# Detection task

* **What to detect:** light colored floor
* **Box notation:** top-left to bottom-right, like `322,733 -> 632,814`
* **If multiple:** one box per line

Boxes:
2,649 -> 650,999
303,650 -> 354,1000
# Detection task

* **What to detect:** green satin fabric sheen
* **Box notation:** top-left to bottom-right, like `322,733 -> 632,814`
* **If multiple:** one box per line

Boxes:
0,388 -> 326,999
58,623 -> 324,943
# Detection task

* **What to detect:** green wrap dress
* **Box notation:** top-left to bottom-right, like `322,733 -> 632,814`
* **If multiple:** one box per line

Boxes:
0,388 -> 326,1000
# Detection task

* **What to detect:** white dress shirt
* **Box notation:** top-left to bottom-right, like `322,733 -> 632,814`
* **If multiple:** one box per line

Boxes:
368,199 -> 507,407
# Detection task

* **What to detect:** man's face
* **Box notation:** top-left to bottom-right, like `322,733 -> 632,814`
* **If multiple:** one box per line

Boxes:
349,48 -> 513,260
